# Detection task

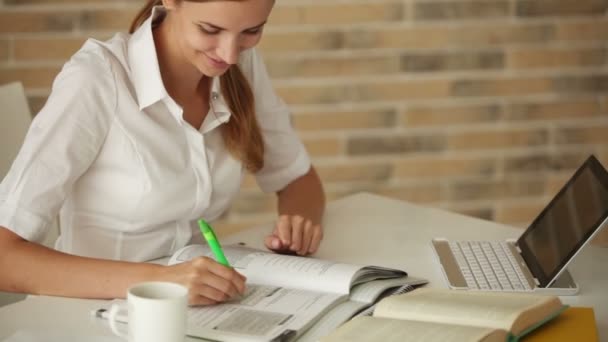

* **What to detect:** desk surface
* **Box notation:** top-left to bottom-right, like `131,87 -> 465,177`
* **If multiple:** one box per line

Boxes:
1,193 -> 606,340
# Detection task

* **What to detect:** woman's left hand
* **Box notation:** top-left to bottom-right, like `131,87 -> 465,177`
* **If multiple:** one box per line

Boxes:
264,214 -> 323,256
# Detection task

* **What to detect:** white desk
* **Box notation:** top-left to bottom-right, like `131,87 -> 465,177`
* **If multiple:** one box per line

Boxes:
1,193 -> 606,340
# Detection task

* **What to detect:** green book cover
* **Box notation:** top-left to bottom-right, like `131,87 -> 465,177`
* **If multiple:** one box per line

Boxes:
506,305 -> 569,342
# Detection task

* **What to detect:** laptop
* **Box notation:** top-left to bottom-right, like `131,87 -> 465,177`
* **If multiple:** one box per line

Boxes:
432,154 -> 608,296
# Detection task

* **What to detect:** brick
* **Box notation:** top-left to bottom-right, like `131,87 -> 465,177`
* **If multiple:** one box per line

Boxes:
28,94 -> 49,115
292,108 -> 396,132
268,5 -> 300,26
401,51 -> 504,72
556,20 -> 608,41
276,79 -> 451,105
345,23 -> 554,50
347,134 -> 446,156
508,46 -> 607,69
240,173 -> 259,191
302,137 -> 342,157
592,228 -> 608,246
494,202 -> 546,226
555,124 -> 608,145
552,75 -> 608,93
448,177 -> 546,201
505,98 -> 603,121
598,149 -> 608,166
372,183 -> 442,204
447,128 -> 549,150
0,39 -> 9,62
266,54 -> 400,78
414,1 -> 509,20
504,151 -> 591,174
516,0 -> 608,17
231,192 -> 276,215
5,0 -> 134,4
546,173 -> 572,197
79,8 -> 139,31
317,162 -> 393,183
213,215 -> 275,238
275,83 -> 351,105
0,10 -> 78,33
14,37 -> 87,62
394,156 -> 497,180
402,104 -> 502,127
449,24 -> 554,46
355,79 -> 451,102
452,77 -> 552,97
267,3 -> 406,26
260,31 -> 344,52
300,2 -> 404,25
0,66 -> 60,89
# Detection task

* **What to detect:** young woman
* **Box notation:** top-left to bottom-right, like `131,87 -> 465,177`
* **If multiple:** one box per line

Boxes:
0,0 -> 325,306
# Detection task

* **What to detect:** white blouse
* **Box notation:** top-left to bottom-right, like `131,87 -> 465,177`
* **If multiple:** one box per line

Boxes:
0,7 -> 310,262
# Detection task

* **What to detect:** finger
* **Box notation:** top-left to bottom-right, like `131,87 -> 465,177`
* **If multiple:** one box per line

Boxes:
193,258 -> 247,295
201,271 -> 240,298
212,268 -> 248,295
191,283 -> 233,304
299,220 -> 314,255
188,293 -> 217,306
289,216 -> 305,252
264,234 -> 283,251
275,215 -> 292,246
308,225 -> 323,254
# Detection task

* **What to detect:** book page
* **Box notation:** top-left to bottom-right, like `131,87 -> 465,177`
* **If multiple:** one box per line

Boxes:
373,288 -> 560,332
169,244 -> 367,294
321,317 -> 506,342
186,284 -> 344,341
298,301 -> 370,342
349,276 -> 428,304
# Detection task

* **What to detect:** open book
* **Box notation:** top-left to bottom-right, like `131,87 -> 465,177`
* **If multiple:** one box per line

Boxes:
98,244 -> 423,342
321,288 -> 567,342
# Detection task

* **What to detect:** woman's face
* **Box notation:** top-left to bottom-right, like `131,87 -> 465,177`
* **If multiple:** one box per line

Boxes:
165,0 -> 273,77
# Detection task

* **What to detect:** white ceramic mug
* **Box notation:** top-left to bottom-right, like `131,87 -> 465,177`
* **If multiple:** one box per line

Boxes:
108,281 -> 188,342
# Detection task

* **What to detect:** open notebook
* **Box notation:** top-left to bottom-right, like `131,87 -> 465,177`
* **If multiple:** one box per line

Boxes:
433,154 -> 608,295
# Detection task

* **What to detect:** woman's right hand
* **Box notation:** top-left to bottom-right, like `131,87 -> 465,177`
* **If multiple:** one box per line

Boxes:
161,256 -> 247,306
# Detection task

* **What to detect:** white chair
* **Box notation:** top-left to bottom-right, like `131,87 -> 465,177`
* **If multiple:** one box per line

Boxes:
0,82 -> 32,179
0,82 -> 58,306
0,82 -> 30,306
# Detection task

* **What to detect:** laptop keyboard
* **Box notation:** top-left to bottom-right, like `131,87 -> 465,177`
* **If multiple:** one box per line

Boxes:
449,241 -> 532,291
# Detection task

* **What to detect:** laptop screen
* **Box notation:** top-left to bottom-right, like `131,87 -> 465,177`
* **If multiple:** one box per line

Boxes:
517,155 -> 608,287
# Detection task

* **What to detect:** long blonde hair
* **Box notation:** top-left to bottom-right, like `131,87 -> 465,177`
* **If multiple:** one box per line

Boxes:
130,0 -> 264,172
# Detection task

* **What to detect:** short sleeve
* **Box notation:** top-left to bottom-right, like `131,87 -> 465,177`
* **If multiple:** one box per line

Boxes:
0,44 -> 115,242
244,48 -> 311,193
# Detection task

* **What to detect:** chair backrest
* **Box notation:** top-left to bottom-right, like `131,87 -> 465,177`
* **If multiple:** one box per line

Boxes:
0,82 -> 32,306
0,82 -> 59,248
0,82 -> 32,179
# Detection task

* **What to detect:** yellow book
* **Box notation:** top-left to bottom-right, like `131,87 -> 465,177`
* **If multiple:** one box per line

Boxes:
321,288 -> 567,342
524,307 -> 597,342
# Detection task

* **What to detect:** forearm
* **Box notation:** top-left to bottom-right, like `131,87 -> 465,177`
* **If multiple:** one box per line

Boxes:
0,228 -> 163,299
277,166 -> 325,224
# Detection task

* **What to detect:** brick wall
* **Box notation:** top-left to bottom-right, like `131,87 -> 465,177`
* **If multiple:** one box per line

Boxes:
1,0 -> 607,239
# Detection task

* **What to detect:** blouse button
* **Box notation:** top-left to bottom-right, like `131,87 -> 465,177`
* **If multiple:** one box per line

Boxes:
211,92 -> 219,101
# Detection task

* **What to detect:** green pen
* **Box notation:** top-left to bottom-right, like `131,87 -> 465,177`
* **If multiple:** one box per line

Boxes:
198,219 -> 231,267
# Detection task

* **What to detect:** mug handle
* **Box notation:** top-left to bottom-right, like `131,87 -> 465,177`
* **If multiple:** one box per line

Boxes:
108,303 -> 128,339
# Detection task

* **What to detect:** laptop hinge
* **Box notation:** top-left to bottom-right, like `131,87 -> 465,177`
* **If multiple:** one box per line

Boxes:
514,244 -> 522,254
513,243 -> 539,285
